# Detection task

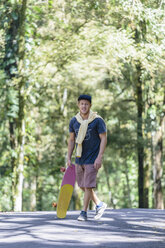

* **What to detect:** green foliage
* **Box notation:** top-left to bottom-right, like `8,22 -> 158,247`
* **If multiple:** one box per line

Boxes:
0,0 -> 164,211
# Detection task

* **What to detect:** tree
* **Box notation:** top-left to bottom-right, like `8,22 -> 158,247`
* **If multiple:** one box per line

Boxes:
2,0 -> 27,211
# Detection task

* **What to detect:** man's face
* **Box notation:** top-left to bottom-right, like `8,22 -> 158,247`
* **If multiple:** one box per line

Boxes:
78,100 -> 91,115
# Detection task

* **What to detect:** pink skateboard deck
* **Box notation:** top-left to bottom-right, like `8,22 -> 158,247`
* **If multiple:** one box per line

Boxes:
57,164 -> 76,218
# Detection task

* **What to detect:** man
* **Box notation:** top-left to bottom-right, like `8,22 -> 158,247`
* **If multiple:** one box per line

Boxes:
67,94 -> 107,221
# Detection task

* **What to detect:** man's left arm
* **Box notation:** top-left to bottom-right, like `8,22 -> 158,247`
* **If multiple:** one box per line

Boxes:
94,132 -> 107,170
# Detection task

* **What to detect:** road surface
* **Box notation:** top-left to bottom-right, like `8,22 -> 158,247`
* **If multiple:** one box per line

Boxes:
0,208 -> 165,248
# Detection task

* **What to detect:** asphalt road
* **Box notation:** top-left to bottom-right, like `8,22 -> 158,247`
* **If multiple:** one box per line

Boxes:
0,208 -> 165,248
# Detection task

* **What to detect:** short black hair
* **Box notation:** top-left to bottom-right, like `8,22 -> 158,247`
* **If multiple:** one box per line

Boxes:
78,94 -> 92,103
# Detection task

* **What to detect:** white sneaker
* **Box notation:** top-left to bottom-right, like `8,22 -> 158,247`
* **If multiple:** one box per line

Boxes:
77,211 -> 87,221
94,202 -> 107,220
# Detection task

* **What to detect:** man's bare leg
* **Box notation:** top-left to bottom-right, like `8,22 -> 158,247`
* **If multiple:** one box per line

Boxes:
82,188 -> 92,212
81,188 -> 100,211
78,187 -> 106,221
91,189 -> 100,206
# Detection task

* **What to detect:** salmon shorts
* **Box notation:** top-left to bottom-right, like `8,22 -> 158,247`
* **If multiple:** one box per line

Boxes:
76,164 -> 98,188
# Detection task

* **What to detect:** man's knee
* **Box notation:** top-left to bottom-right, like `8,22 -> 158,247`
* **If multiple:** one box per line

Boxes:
85,187 -> 92,191
80,187 -> 93,192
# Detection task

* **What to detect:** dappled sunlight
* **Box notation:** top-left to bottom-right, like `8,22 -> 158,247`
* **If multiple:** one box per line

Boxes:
0,209 -> 165,247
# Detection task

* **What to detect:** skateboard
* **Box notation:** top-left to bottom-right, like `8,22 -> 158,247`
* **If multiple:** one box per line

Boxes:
57,164 -> 76,218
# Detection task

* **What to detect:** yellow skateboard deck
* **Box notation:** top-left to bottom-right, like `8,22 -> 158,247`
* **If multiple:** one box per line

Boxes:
57,164 -> 76,218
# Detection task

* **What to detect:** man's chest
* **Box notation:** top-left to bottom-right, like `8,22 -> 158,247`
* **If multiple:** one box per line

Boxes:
73,121 -> 98,139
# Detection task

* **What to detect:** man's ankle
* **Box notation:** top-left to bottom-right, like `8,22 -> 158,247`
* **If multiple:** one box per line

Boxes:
96,201 -> 103,208
82,210 -> 87,214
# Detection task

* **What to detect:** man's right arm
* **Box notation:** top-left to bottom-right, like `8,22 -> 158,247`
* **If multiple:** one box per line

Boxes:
67,132 -> 75,166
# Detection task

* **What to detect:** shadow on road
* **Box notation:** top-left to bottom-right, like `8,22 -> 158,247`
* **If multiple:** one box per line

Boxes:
0,209 -> 165,248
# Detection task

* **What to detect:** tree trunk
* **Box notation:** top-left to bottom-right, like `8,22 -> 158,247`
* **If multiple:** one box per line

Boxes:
135,64 -> 145,208
4,0 -> 27,211
36,176 -> 43,211
133,18 -> 147,208
14,0 -> 27,212
152,105 -> 164,209
143,159 -> 150,208
103,163 -> 115,208
30,175 -> 37,211
9,121 -> 17,210
13,117 -> 25,211
124,162 -> 132,208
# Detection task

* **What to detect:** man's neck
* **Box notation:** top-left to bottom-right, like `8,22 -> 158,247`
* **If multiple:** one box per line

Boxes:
80,112 -> 89,120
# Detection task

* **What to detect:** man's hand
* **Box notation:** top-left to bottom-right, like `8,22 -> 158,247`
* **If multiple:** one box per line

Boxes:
67,158 -> 72,167
94,132 -> 107,170
94,156 -> 102,170
60,167 -> 66,173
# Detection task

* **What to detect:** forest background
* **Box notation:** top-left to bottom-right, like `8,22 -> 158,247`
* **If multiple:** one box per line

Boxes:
0,0 -> 164,212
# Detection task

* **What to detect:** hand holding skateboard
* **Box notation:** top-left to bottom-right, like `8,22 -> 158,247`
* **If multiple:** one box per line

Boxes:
60,167 -> 66,173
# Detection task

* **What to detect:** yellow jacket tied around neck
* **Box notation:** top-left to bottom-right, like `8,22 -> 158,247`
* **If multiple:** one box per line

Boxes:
75,110 -> 102,157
